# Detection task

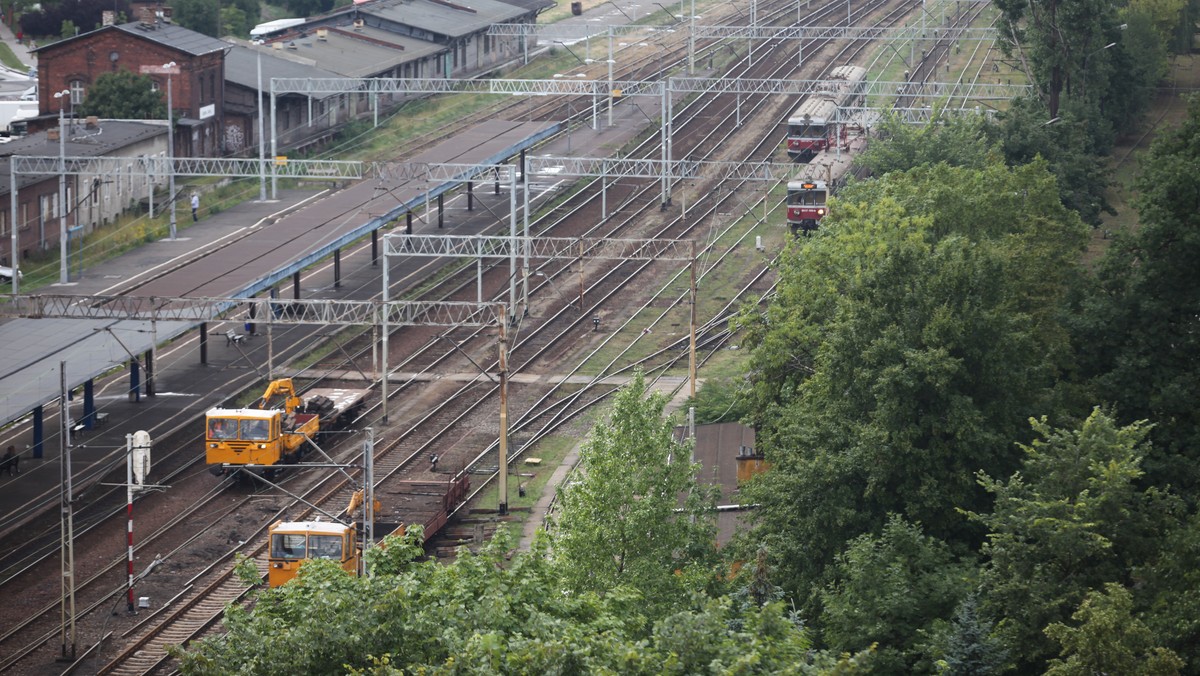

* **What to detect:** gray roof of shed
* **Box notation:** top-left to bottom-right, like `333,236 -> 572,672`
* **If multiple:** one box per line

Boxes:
361,0 -> 528,39
224,43 -> 344,100
34,21 -> 229,58
263,26 -> 441,77
0,120 -> 165,194
491,0 -> 554,13
114,21 -> 230,56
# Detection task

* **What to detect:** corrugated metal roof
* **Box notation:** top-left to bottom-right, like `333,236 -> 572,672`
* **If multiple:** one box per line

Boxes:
494,0 -> 554,13
224,43 -> 344,100
336,24 -> 445,60
0,120 -> 165,194
361,0 -> 528,38
261,26 -> 442,78
114,21 -> 230,56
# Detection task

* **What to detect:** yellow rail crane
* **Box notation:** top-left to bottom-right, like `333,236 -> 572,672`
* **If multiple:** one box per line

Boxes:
205,378 -> 368,477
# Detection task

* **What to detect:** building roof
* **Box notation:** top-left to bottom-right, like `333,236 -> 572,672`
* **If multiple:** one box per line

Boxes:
676,422 -> 757,547
491,0 -> 554,14
261,25 -> 443,78
359,0 -> 529,39
224,42 -> 345,100
0,119 -> 165,194
36,21 -> 229,58
114,20 -> 230,56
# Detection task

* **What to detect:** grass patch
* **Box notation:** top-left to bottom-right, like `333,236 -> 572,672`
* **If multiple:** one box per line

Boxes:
469,432 -> 582,516
0,40 -> 27,70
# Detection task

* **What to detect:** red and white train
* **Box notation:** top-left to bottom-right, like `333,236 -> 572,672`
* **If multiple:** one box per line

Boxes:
786,65 -> 868,161
785,135 -> 869,235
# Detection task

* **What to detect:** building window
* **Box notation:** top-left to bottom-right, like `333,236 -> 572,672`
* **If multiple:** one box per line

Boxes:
69,79 -> 85,105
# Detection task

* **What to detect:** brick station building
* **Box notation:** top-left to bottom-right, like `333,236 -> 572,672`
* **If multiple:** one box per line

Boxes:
34,19 -> 227,158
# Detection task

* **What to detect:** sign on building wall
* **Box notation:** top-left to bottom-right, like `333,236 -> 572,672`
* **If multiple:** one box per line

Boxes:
200,104 -> 215,120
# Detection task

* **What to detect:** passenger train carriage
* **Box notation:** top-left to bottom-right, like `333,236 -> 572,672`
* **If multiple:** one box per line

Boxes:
786,65 -> 868,161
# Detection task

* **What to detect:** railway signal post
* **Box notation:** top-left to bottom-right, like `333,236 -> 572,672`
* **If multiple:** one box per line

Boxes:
124,431 -> 152,612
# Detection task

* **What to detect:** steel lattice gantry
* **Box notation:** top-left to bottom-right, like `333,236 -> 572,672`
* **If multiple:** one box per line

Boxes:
484,23 -> 997,42
5,155 -> 362,294
383,233 -> 700,398
7,295 -> 501,327
485,20 -> 999,73
9,156 -> 364,180
265,74 -> 1025,208
381,233 -> 701,515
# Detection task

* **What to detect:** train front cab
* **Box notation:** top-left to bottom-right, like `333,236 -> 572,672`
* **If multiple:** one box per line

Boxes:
787,180 -> 828,236
205,408 -> 284,473
268,520 -> 359,587
787,118 -> 831,160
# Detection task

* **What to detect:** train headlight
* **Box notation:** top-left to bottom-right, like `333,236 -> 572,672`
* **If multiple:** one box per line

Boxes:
817,209 -> 826,216
259,444 -> 266,449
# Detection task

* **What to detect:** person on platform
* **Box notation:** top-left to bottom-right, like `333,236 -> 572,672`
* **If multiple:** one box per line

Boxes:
191,193 -> 200,222
2,446 -> 19,476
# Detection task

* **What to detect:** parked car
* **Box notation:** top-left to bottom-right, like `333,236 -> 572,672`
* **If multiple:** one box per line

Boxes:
0,265 -> 22,283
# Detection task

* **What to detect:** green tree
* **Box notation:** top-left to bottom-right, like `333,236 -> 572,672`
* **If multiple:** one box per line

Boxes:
687,375 -> 752,424
735,160 -> 1087,608
969,410 -> 1180,672
993,0 -> 1126,118
940,594 -> 1008,675
172,0 -> 219,36
1044,583 -> 1183,675
819,515 -> 975,672
854,109 -> 996,176
551,369 -> 719,613
219,6 -> 248,38
78,70 -> 166,119
993,96 -> 1116,225
1139,509 -> 1200,668
1076,95 -> 1200,492
181,526 -> 868,674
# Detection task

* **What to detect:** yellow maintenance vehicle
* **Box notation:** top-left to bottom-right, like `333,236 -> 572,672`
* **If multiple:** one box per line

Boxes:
205,378 -> 368,476
267,519 -> 360,587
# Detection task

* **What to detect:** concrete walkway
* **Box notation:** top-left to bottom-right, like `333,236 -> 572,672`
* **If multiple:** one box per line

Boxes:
0,15 -> 35,70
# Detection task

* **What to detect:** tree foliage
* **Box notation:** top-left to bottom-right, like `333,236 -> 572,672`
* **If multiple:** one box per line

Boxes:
78,70 -> 166,119
994,0 -> 1131,118
819,515 -> 974,672
854,109 -> 997,176
180,528 -> 876,673
1076,95 -> 1200,492
939,594 -> 1008,676
172,0 -> 220,37
735,160 -> 1087,610
551,369 -> 720,614
18,0 -> 130,36
969,409 -> 1180,672
993,97 -> 1116,225
1044,583 -> 1183,675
